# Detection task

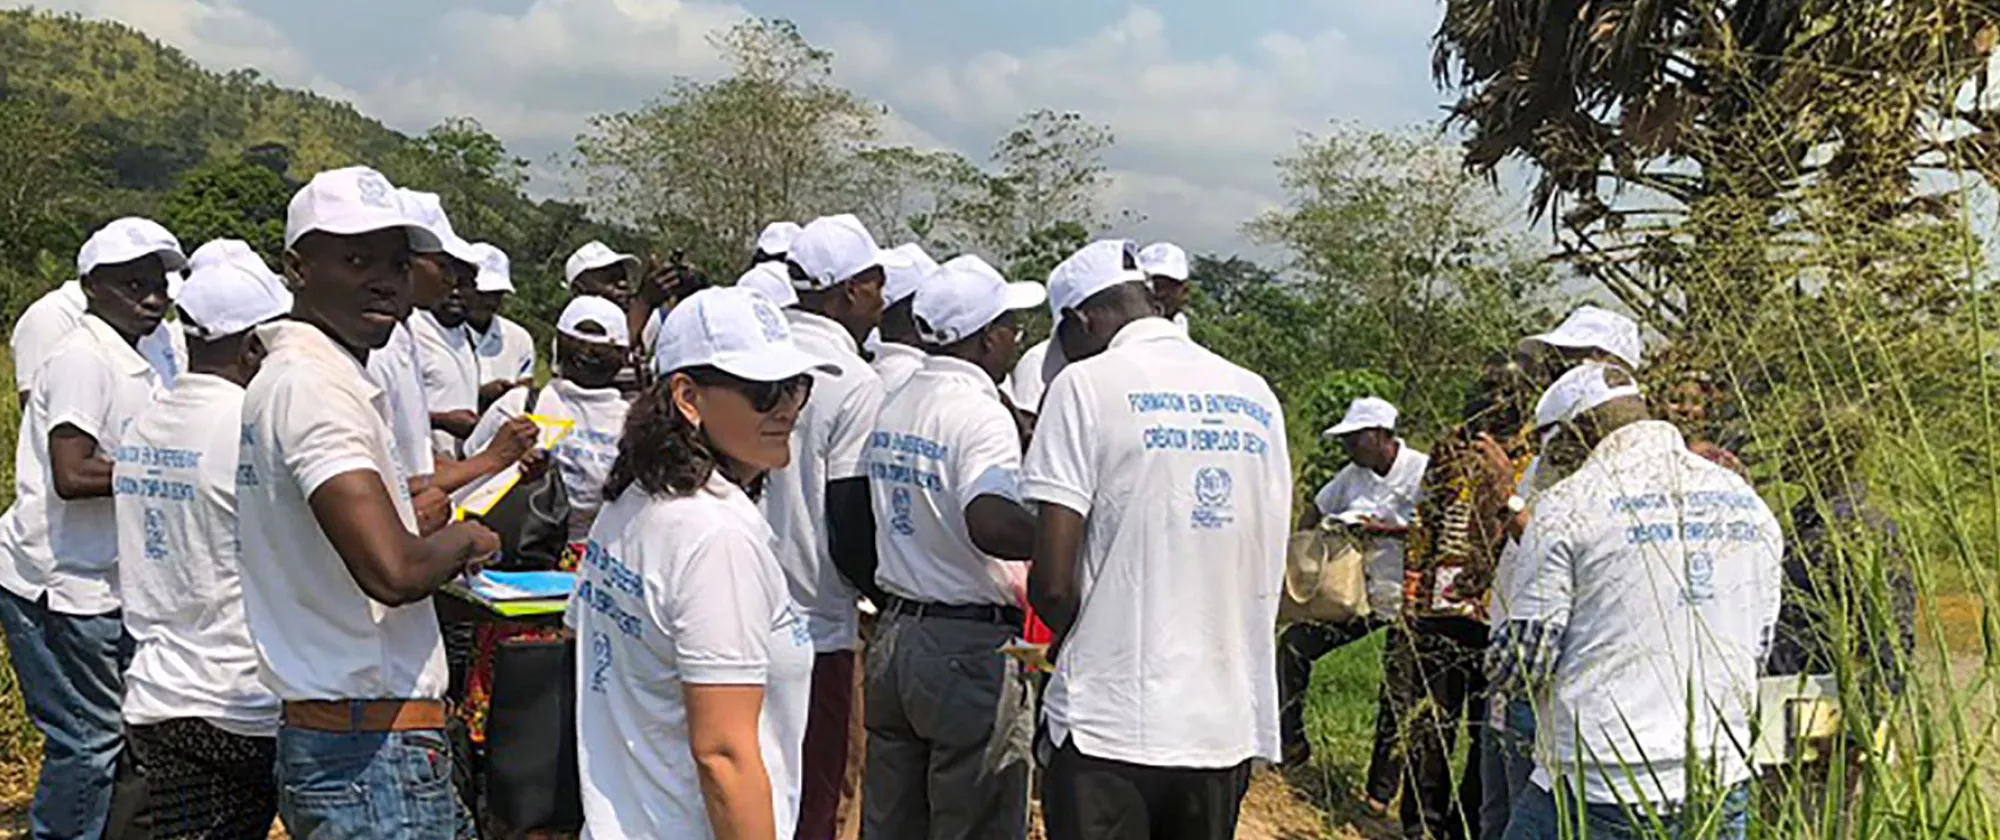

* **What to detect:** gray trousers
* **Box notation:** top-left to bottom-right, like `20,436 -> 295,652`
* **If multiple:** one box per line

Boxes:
862,610 -> 1033,840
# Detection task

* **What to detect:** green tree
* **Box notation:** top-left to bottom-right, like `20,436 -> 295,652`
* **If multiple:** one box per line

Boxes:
159,155 -> 291,260
0,97 -> 105,269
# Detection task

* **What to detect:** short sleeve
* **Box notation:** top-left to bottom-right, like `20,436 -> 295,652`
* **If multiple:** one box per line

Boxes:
39,346 -> 117,442
1313,478 -> 1346,519
1021,369 -> 1098,516
954,403 -> 1024,508
1503,501 -> 1575,631
824,375 -> 886,480
270,376 -> 385,498
464,388 -> 531,458
662,527 -> 782,685
10,303 -> 72,392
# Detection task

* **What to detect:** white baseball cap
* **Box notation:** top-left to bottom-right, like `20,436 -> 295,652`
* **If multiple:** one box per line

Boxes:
882,243 -> 940,307
913,255 -> 1048,346
1138,242 -> 1191,282
756,221 -> 804,257
653,286 -> 840,381
1047,239 -> 1147,322
468,243 -> 514,293
565,241 -> 640,285
736,262 -> 799,308
78,217 -> 188,279
1521,305 -> 1645,369
284,167 -> 443,253
556,295 -> 630,347
398,190 -> 481,265
1535,361 -> 1643,441
1324,397 -> 1399,439
787,214 -> 912,291
176,239 -> 293,339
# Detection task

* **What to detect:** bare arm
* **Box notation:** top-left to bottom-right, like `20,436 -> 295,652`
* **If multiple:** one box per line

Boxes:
309,470 -> 498,606
48,424 -> 114,500
685,684 -> 777,840
966,495 -> 1036,562
1029,502 -> 1087,657
427,416 -> 538,494
827,478 -> 885,604
430,409 -> 480,441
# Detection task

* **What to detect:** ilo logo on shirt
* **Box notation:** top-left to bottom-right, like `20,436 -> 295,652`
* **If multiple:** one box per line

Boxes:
890,487 -> 916,536
588,631 -> 613,694
1682,551 -> 1717,605
142,508 -> 169,560
1191,466 -> 1235,530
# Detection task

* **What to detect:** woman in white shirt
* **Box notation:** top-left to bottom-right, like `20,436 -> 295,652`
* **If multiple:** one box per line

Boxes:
572,287 -> 825,840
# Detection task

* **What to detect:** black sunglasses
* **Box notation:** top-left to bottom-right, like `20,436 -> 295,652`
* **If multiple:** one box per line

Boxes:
683,367 -> 814,413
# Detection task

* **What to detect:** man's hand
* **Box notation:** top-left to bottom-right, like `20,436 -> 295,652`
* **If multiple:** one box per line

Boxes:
482,416 -> 540,468
478,380 -> 519,408
453,520 -> 503,575
518,448 -> 551,482
412,485 -> 452,536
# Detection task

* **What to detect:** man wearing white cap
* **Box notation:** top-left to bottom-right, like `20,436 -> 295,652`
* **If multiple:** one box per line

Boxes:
111,240 -> 291,836
1024,239 -> 1292,839
1515,304 -> 1643,375
239,166 -> 500,837
861,254 -> 1044,839
1277,397 -> 1428,792
10,219 -> 186,405
460,243 -> 537,411
737,261 -> 800,307
1491,363 -> 1779,840
1138,241 -> 1192,333
755,220 -> 805,265
0,216 -> 186,839
869,243 -> 941,395
766,212 -> 904,840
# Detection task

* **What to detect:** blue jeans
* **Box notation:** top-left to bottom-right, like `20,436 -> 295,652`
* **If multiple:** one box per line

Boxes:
0,590 -> 131,840
1479,698 -> 1537,840
1503,781 -> 1750,840
276,726 -> 469,839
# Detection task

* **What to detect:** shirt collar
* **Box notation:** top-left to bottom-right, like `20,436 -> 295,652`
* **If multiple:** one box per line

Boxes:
173,371 -> 246,397
920,355 -> 1001,400
256,320 -> 380,400
787,309 -> 860,356
1107,316 -> 1186,351
80,314 -> 155,377
58,281 -> 85,309
874,341 -> 925,365
1595,420 -> 1684,458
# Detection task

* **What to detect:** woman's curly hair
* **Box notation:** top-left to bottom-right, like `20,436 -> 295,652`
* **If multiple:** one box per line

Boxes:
604,369 -> 766,501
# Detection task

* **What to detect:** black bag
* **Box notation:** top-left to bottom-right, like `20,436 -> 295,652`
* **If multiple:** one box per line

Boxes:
484,638 -> 582,833
478,386 -> 571,571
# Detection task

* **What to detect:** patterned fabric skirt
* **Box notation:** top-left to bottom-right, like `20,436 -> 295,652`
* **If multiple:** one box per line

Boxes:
126,718 -> 278,840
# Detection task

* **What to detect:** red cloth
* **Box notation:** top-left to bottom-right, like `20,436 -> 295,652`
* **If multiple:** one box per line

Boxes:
1023,606 -> 1053,645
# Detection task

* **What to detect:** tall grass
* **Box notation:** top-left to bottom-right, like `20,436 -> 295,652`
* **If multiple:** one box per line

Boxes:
0,345 -> 41,804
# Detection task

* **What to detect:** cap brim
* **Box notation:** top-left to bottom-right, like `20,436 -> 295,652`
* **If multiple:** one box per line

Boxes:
710,346 -> 841,382
474,272 -> 516,294
557,326 -> 629,348
296,220 -> 443,254
1002,282 -> 1049,313
1323,422 -> 1385,439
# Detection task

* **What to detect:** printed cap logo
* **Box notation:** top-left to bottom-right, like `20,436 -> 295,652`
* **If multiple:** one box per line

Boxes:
752,299 -> 788,343
355,171 -> 394,209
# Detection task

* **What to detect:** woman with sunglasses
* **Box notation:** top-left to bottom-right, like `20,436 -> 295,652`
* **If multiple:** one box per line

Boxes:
572,287 -> 829,840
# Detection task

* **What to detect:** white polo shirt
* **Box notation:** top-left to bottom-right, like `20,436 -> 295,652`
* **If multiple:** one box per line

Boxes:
1021,317 -> 1293,768
468,315 -> 537,387
870,341 -> 927,397
760,310 -> 885,652
1008,340 -> 1052,413
10,280 -> 182,396
467,380 -> 630,541
1506,421 -> 1781,805
1312,443 -> 1430,617
0,315 -> 170,615
571,473 -> 814,840
113,373 -> 279,735
237,321 -> 446,702
409,311 -> 476,460
867,356 -> 1026,608
365,320 -> 437,482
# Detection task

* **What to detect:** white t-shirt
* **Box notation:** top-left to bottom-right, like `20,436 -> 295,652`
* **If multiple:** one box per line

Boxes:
868,356 -> 1026,608
571,474 -> 815,840
0,315 -> 170,615
10,280 -> 182,396
237,321 -> 446,702
112,373 -> 279,735
1506,421 -> 1781,805
1007,340 -> 1052,414
468,315 -> 538,388
410,311 -> 476,461
1021,317 -> 1293,768
870,342 -> 927,398
760,310 -> 885,652
1312,443 -> 1430,617
467,379 -> 630,542
366,320 -> 437,482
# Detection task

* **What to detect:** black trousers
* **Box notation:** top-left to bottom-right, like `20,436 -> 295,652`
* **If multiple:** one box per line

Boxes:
1041,741 -> 1253,840
119,718 -> 279,840
1277,617 -> 1401,802
1388,617 -> 1488,840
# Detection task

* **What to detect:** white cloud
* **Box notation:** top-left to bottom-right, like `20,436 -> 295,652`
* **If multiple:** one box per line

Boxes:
31,0 -> 309,80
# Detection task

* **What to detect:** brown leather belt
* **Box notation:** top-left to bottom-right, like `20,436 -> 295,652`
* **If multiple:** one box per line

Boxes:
283,699 -> 448,733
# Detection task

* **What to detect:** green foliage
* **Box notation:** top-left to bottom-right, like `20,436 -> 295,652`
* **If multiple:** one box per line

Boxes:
160,156 -> 290,260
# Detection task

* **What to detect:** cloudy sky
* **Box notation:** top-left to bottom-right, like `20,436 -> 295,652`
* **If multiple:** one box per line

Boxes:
20,0 -> 1473,257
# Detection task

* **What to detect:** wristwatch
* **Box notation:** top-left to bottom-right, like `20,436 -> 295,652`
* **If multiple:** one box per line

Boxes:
1506,494 -> 1527,515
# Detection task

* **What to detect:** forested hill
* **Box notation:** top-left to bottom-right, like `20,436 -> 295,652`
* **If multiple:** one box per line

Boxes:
0,8 -> 639,333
